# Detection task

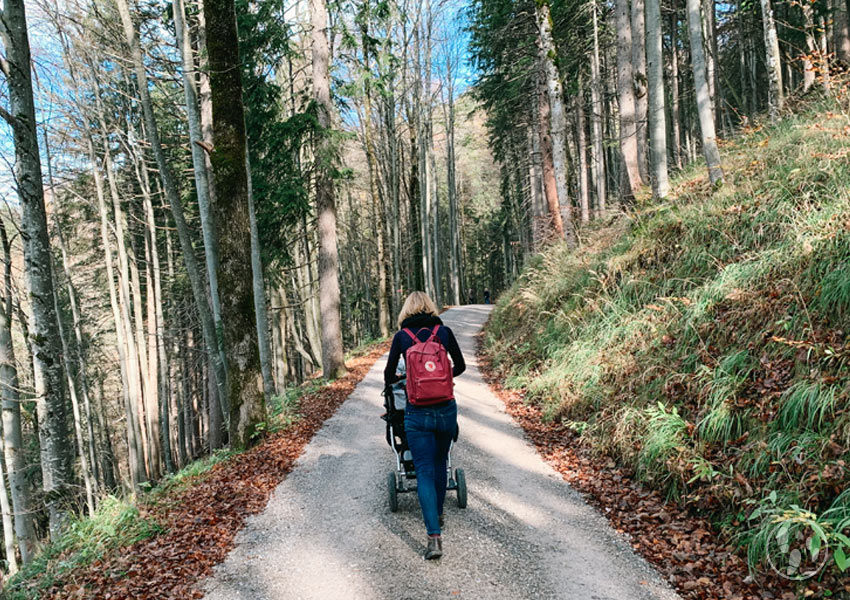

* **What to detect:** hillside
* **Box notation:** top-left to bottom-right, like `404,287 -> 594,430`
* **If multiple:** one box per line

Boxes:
483,96 -> 850,588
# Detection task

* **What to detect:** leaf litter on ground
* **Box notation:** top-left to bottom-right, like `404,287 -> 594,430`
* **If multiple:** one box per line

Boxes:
39,341 -> 390,600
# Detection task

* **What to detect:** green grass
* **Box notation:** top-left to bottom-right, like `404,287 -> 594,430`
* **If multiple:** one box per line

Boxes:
2,496 -> 163,600
483,91 -> 850,578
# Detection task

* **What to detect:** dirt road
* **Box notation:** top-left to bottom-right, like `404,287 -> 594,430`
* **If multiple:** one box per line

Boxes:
204,305 -> 680,600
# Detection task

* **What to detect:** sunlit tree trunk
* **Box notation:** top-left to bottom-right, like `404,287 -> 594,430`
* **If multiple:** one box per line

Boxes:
802,1 -> 816,92
0,218 -> 34,566
760,0 -> 783,119
311,0 -> 347,379
686,0 -> 724,184
1,0 -> 74,536
536,0 -> 576,247
616,0 -> 644,198
670,0 -> 683,169
631,0 -> 649,182
590,0 -> 607,214
576,74 -> 590,223
646,0 -> 670,197
174,0 -> 227,378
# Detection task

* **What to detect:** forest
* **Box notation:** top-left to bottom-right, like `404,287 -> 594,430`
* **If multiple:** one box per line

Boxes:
1,0 -> 849,595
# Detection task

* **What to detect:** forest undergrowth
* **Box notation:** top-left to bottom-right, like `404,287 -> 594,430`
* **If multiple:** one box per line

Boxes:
0,339 -> 390,600
483,93 -> 850,598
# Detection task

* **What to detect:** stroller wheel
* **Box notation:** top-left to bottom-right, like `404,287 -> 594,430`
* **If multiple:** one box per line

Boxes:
388,471 -> 399,512
455,468 -> 467,509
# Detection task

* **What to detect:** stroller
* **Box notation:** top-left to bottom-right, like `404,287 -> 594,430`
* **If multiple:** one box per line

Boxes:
381,362 -> 467,513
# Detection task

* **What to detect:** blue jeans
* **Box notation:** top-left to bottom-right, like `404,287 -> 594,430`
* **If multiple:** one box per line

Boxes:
404,400 -> 457,536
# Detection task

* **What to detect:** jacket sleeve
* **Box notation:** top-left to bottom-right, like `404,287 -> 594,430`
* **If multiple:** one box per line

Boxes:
445,328 -> 466,378
384,333 -> 402,386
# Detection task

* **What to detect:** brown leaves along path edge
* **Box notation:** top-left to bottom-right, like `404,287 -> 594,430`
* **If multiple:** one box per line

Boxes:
476,335 -> 814,600
48,341 -> 390,600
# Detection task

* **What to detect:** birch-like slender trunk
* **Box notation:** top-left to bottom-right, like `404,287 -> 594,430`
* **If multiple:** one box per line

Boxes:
537,76 -> 565,239
88,136 -> 147,489
359,26 -> 390,335
802,2 -> 816,92
615,0 -> 644,198
245,151 -> 275,401
142,180 -> 174,473
444,60 -> 462,304
311,0 -> 347,379
631,0 -> 650,182
0,434 -> 15,573
174,0 -> 227,377
760,0 -> 783,119
670,0 -> 683,169
1,0 -> 74,536
114,0 -> 229,429
0,218 -> 34,566
536,0 -> 576,247
686,0 -> 724,184
646,0 -> 670,197
53,275 -> 96,514
529,116 -> 547,249
590,0 -> 607,213
576,74 -> 590,223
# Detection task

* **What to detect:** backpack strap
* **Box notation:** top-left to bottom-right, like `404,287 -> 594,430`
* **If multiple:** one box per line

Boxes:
403,325 -> 441,343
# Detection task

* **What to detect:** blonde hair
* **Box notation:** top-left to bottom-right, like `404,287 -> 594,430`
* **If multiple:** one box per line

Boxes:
397,291 -> 439,328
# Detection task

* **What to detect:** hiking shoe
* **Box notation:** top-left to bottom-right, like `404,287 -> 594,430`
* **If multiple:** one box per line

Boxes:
425,535 -> 443,560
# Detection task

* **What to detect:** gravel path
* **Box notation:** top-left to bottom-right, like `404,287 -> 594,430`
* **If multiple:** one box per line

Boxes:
203,305 -> 681,600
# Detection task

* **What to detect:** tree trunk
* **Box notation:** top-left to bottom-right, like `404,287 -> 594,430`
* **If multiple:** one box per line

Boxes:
0,435 -> 17,574
686,0 -> 725,184
536,0 -> 576,247
1,0 -> 74,537
53,274 -> 96,514
590,0 -> 607,213
245,152 -> 276,401
444,67 -> 461,305
174,0 -> 227,379
88,136 -> 147,489
802,1 -> 816,92
615,0 -> 644,198
538,77 -> 565,240
835,0 -> 850,62
529,117 -> 547,249
359,24 -> 390,335
646,0 -> 670,197
760,0 -> 784,119
114,0 -> 229,432
202,0 -> 267,447
310,0 -> 347,379
670,0 -> 683,169
631,0 -> 650,182
0,218 -> 35,566
576,74 -> 591,223
142,181 -> 174,473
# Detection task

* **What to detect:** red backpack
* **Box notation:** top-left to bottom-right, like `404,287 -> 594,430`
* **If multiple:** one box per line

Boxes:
404,325 -> 454,405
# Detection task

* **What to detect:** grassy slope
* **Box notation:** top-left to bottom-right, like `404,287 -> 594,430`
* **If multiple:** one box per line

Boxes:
484,96 -> 850,577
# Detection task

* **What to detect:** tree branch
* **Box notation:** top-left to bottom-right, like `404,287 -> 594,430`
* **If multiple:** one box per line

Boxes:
0,103 -> 13,126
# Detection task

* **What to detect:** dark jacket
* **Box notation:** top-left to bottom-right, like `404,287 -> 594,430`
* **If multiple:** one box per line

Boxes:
383,313 -> 466,387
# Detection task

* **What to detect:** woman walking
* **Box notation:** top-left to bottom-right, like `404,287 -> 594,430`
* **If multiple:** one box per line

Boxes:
384,292 -> 465,559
